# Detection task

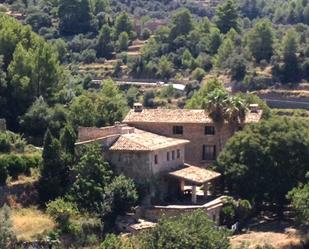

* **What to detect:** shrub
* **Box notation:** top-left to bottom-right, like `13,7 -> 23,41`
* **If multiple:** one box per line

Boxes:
0,133 -> 11,153
4,155 -> 25,180
191,67 -> 206,82
47,198 -> 79,229
81,49 -> 97,64
141,28 -> 151,40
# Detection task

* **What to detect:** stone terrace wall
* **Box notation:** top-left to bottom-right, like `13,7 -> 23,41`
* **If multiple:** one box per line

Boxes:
0,119 -> 6,131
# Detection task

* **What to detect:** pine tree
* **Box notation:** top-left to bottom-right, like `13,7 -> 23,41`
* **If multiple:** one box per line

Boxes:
247,20 -> 274,62
59,0 -> 92,35
215,0 -> 239,34
97,24 -> 113,58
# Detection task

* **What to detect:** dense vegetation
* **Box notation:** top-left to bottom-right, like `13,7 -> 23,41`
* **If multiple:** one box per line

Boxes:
0,0 -> 309,248
216,117 -> 309,214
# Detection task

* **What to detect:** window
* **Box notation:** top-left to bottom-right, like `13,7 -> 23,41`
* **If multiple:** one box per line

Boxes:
154,155 -> 158,164
173,126 -> 183,135
177,149 -> 180,158
172,151 -> 175,160
205,126 -> 215,135
167,152 -> 170,161
202,145 -> 216,160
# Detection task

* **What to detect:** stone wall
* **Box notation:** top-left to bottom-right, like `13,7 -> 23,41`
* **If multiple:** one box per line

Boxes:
126,122 -> 233,166
139,200 -> 223,225
77,124 -> 133,142
106,151 -> 152,184
0,119 -> 6,131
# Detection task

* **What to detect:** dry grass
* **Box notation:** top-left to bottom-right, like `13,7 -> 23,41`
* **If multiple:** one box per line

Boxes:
230,220 -> 303,249
11,207 -> 55,241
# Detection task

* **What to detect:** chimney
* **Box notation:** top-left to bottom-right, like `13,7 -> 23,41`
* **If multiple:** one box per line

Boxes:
249,104 -> 259,113
133,103 -> 143,112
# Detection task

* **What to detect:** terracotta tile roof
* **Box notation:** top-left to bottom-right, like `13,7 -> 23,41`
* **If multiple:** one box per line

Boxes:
109,129 -> 189,151
169,164 -> 221,185
123,109 -> 262,124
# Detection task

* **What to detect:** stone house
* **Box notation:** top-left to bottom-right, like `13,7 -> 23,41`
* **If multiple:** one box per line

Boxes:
123,104 -> 262,166
76,123 -> 222,204
76,124 -> 190,202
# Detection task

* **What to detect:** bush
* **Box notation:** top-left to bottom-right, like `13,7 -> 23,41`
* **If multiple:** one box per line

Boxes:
0,133 -> 11,153
191,67 -> 206,82
47,198 -> 79,229
81,49 -> 97,64
141,28 -> 151,40
140,210 -> 230,249
3,155 -> 25,180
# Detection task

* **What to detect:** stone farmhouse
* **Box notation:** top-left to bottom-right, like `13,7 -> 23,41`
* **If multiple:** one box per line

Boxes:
76,104 -> 262,229
76,104 -> 262,206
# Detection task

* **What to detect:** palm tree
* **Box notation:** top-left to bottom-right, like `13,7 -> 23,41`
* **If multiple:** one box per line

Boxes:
202,88 -> 229,152
225,95 -> 248,132
202,89 -> 248,152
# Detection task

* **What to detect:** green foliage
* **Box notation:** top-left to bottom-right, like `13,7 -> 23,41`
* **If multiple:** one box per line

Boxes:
157,56 -> 173,79
143,90 -> 156,108
0,133 -> 12,153
60,124 -> 77,157
281,29 -> 300,83
169,8 -> 193,40
114,12 -> 133,38
182,49 -> 193,69
97,24 -> 113,59
220,197 -> 252,226
118,32 -> 129,51
246,20 -> 274,62
0,15 -> 63,129
215,0 -> 239,34
215,38 -> 233,68
58,0 -> 93,35
0,205 -> 16,249
287,177 -> 309,223
108,175 -> 138,215
140,210 -> 230,249
216,118 -> 309,211
39,130 -> 70,203
191,68 -> 206,82
141,28 -> 151,40
47,198 -> 79,229
126,86 -> 139,107
185,78 -> 225,108
69,79 -> 127,127
71,144 -> 113,215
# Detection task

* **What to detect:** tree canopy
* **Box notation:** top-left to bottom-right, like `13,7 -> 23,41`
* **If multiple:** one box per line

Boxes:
216,117 -> 309,213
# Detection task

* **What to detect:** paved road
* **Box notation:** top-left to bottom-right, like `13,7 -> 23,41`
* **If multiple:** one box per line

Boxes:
92,79 -> 186,90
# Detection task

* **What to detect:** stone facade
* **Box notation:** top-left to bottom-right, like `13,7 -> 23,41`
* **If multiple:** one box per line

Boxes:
123,122 -> 234,166
76,125 -> 188,203
0,119 -> 6,131
123,106 -> 262,166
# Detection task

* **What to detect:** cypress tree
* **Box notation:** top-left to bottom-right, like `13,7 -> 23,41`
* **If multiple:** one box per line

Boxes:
38,130 -> 69,203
